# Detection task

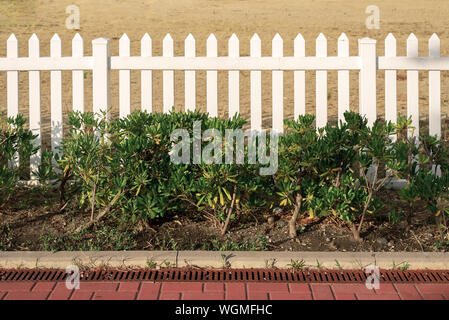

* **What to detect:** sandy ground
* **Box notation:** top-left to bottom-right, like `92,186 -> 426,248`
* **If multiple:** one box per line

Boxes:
0,0 -> 449,147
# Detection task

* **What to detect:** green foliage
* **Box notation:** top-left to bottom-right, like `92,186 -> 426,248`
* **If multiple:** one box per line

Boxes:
0,113 -> 38,205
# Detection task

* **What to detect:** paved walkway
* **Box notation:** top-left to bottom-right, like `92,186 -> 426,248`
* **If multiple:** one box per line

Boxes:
0,281 -> 448,300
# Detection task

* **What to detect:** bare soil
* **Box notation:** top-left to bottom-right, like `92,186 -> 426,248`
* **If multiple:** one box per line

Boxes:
0,187 -> 447,252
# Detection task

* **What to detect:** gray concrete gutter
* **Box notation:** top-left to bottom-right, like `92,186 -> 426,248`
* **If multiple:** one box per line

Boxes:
0,251 -> 448,270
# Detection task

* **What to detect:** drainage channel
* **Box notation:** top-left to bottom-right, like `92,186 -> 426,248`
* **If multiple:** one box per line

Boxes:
1,268 -> 449,283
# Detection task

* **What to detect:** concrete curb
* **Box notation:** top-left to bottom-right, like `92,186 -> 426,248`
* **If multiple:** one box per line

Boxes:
0,251 -> 448,270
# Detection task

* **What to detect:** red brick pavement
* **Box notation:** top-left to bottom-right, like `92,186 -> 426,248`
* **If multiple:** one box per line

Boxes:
0,281 -> 447,300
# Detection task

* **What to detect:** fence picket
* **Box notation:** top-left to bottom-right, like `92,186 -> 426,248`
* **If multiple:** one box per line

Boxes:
92,38 -> 110,119
429,33 -> 441,138
206,34 -> 218,117
28,34 -> 41,179
294,34 -> 305,120
185,34 -> 196,111
141,33 -> 152,113
407,33 -> 419,138
119,34 -> 131,118
359,38 -> 377,127
50,34 -> 63,158
316,33 -> 327,128
272,33 -> 283,133
163,34 -> 174,113
338,33 -> 349,123
250,34 -> 262,131
7,34 -> 19,168
72,33 -> 84,113
228,34 -> 239,117
385,33 -> 397,139
7,34 -> 19,119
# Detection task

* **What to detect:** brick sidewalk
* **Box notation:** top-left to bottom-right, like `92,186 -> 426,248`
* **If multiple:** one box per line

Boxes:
0,282 -> 448,300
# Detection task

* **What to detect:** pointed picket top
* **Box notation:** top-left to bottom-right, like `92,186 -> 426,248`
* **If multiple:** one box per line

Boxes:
250,34 -> 261,57
185,33 -> 195,57
29,33 -> 39,56
407,33 -> 418,41
163,34 -> 174,56
294,33 -> 305,56
141,33 -> 152,56
185,33 -> 195,41
119,33 -> 130,56
338,33 -> 349,56
72,33 -> 83,57
229,33 -> 239,57
272,33 -> 283,57
7,33 -> 18,43
51,33 -> 61,42
141,33 -> 151,41
407,33 -> 418,57
385,33 -> 396,42
429,33 -> 440,57
73,32 -> 82,41
50,34 -> 61,57
120,33 -> 130,43
7,34 -> 18,57
207,33 -> 217,56
338,32 -> 348,42
316,33 -> 327,56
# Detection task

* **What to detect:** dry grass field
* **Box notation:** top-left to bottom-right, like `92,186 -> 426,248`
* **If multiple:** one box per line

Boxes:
0,0 -> 449,147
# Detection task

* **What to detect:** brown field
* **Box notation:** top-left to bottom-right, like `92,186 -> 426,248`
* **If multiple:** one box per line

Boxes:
1,0 -> 449,147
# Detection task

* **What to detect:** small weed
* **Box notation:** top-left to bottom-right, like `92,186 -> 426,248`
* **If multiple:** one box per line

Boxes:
387,209 -> 403,224
392,261 -> 410,271
264,258 -> 277,269
221,254 -> 231,268
288,259 -> 306,271
335,259 -> 343,271
315,259 -> 323,269
146,258 -> 157,268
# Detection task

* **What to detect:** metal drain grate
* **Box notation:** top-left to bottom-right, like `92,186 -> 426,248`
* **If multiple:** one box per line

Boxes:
1,268 -> 449,283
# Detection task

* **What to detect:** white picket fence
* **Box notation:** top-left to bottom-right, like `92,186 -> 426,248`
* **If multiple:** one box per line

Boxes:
1,32 -> 449,179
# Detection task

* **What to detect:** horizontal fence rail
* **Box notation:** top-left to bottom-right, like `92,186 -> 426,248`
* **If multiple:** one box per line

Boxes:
1,32 -> 448,180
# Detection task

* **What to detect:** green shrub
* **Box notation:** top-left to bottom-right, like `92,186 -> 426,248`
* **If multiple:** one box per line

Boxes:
0,113 -> 38,205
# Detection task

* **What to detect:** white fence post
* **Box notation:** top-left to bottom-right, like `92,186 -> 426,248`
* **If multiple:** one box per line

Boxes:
50,34 -> 63,158
338,33 -> 349,123
272,33 -> 283,133
294,33 -> 305,120
228,34 -> 239,118
359,37 -> 377,127
316,33 -> 327,128
29,34 -> 41,179
92,38 -> 111,119
429,33 -> 441,138
141,33 -> 152,113
407,34 -> 419,138
72,33 -> 84,113
163,34 -> 174,113
119,33 -> 131,118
